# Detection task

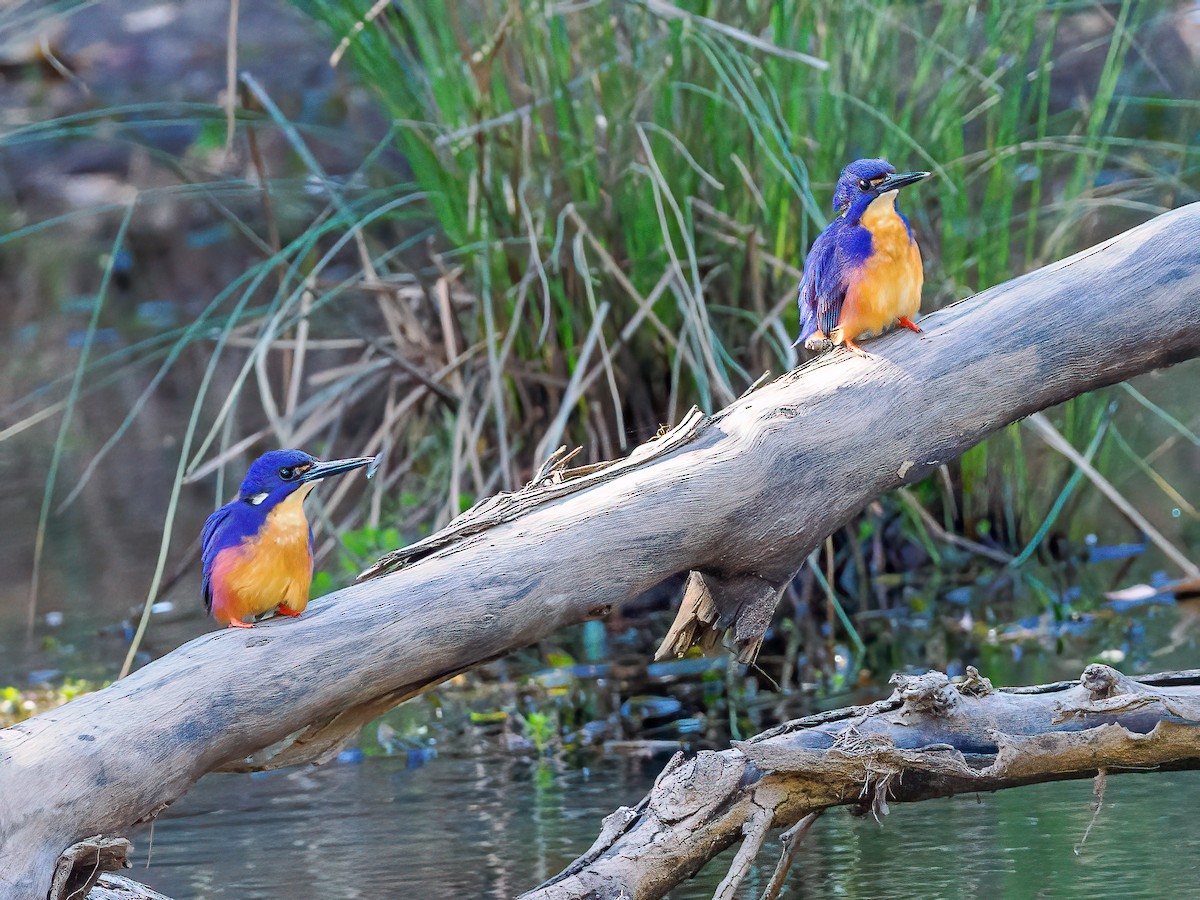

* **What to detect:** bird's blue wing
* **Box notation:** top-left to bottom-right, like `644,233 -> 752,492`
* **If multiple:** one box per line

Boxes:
797,220 -> 873,345
200,503 -> 248,614
796,222 -> 845,345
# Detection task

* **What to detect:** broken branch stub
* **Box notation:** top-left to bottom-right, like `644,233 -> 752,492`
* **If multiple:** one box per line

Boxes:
49,837 -> 131,900
654,570 -> 786,663
358,407 -> 711,578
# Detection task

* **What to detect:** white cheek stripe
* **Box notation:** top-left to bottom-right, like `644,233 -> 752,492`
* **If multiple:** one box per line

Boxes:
249,492 -> 269,506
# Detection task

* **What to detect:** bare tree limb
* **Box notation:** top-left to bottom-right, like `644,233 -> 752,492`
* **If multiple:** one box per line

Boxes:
523,666 -> 1200,900
2,204 -> 1199,899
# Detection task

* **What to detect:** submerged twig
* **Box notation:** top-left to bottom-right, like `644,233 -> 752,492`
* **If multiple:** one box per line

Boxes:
1074,768 -> 1107,856
759,811 -> 822,900
712,803 -> 774,900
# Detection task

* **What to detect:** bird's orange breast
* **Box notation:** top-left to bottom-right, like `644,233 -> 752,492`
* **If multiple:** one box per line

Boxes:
836,194 -> 923,342
209,489 -> 314,624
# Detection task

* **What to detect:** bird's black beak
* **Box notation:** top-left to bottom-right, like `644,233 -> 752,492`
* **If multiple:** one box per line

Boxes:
876,171 -> 931,193
299,456 -> 376,483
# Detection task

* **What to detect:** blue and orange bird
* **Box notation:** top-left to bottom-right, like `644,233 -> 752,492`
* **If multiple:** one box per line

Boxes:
201,450 -> 374,628
797,159 -> 931,356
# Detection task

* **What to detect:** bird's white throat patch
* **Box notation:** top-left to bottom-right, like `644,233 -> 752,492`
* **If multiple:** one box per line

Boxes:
868,190 -> 899,211
862,191 -> 903,231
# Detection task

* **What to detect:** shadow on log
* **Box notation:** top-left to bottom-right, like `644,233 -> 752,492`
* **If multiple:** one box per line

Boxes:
0,204 -> 1198,899
522,665 -> 1200,900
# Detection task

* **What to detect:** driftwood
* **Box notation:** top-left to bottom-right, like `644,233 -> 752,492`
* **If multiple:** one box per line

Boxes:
0,203 -> 1198,899
523,665 -> 1200,900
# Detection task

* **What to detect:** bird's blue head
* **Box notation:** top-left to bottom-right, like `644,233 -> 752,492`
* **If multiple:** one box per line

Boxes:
238,449 -> 375,506
833,158 -> 930,224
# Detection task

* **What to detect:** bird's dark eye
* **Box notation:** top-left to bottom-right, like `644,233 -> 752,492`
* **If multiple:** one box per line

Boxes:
279,467 -> 296,481
858,179 -> 872,192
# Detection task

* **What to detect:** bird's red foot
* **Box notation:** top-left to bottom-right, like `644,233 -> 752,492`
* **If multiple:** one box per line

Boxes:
898,316 -> 922,333
227,618 -> 254,629
275,605 -> 302,618
843,338 -> 869,357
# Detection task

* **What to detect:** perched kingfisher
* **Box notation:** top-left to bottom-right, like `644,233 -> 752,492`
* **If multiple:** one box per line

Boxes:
201,449 -> 374,628
796,158 -> 931,356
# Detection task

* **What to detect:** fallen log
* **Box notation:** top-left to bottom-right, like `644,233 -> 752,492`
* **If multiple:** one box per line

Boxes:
522,665 -> 1200,900
1,203 -> 1199,899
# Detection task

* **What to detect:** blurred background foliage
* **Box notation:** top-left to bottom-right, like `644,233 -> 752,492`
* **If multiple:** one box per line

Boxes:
1,0 -> 1198,722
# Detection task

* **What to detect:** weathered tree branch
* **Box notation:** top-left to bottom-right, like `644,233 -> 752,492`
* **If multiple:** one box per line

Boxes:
86,875 -> 170,900
2,204 -> 1198,899
522,666 -> 1200,900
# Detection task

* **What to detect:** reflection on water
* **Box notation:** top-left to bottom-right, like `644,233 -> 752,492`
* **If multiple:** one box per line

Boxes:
131,753 -> 1200,899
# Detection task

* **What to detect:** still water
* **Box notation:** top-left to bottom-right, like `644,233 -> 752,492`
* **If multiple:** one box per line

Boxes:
130,752 -> 1200,900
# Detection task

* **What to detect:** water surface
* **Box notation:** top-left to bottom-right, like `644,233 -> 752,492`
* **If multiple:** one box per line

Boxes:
130,753 -> 1200,899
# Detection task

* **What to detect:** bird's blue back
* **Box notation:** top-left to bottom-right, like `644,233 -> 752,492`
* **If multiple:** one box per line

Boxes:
201,502 -> 262,613
797,218 -> 874,343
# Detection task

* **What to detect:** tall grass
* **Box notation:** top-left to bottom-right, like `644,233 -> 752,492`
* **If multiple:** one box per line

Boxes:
291,0 -> 1197,544
4,0 -> 1198,662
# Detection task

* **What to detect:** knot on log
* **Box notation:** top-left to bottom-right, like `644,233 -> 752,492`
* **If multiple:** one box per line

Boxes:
955,666 -> 994,697
50,835 -> 131,900
890,671 -> 960,717
1055,665 -> 1200,723
597,806 -> 639,844
1080,664 -> 1127,700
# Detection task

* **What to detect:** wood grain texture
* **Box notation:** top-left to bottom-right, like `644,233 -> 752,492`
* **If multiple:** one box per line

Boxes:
2,203 -> 1199,899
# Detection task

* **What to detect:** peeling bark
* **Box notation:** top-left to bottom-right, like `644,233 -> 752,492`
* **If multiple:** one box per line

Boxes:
1,205 -> 1199,898
524,666 -> 1200,900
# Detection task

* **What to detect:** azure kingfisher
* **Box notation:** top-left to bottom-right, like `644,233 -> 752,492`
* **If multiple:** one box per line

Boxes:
201,449 -> 374,629
796,158 -> 931,356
